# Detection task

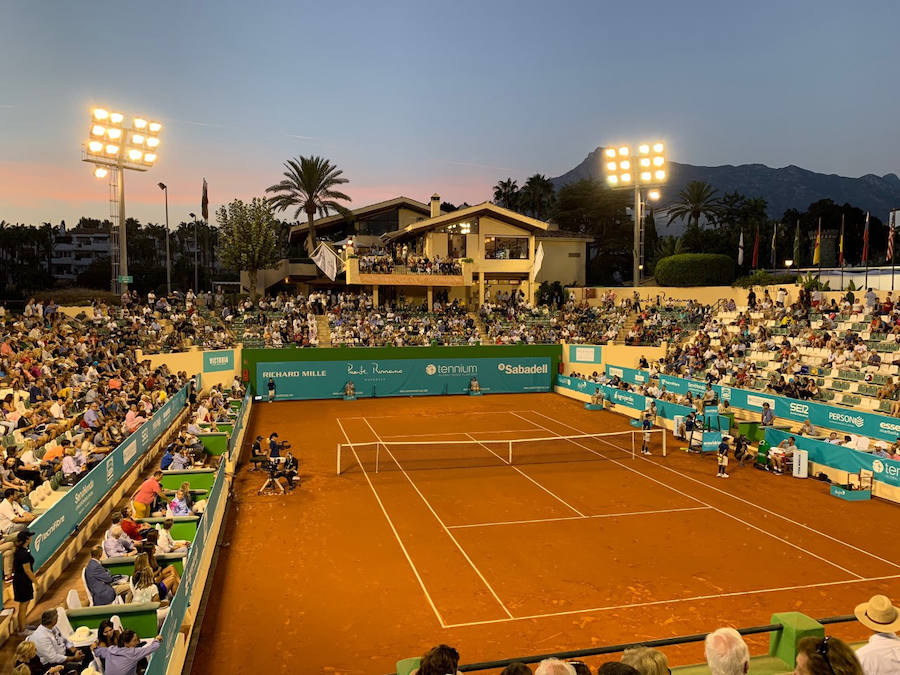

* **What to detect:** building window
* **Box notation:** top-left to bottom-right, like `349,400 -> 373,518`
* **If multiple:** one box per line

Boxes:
484,236 -> 529,260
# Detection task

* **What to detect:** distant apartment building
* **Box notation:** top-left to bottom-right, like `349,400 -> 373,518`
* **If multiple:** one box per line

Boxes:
51,221 -> 110,280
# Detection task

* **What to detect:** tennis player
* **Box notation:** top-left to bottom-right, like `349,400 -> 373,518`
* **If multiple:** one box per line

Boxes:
716,437 -> 730,478
640,412 -> 653,455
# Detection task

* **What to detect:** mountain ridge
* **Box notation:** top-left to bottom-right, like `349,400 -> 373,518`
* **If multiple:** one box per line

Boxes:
550,146 -> 900,222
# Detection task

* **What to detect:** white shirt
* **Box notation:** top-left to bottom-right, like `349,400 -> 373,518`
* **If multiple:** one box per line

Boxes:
0,498 -> 24,533
856,633 -> 900,675
28,624 -> 72,665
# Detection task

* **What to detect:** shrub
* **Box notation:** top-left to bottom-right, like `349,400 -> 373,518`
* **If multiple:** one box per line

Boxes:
654,254 -> 735,287
733,271 -> 798,288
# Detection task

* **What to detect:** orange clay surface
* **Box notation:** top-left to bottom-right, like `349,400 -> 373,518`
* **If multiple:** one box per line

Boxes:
191,393 -> 900,674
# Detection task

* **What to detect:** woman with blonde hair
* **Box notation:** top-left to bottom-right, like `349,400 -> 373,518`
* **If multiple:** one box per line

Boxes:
131,553 -> 170,628
14,637 -> 64,673
794,636 -> 862,675
621,647 -> 669,675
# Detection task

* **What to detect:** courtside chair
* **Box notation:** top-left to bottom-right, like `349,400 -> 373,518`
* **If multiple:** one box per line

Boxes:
66,588 -> 82,609
82,568 -> 93,606
396,657 -> 421,675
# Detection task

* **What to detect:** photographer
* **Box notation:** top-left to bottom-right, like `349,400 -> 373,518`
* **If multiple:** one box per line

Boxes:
249,435 -> 267,470
267,432 -> 285,459
275,452 -> 299,491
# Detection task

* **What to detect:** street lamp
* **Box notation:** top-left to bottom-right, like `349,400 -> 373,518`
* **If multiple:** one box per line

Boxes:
82,107 -> 163,293
604,142 -> 667,286
157,183 -> 171,295
189,212 -> 199,292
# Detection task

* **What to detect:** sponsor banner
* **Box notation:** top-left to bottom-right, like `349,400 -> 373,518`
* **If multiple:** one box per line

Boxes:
604,364 -> 646,385
765,428 -> 900,489
702,432 -> 724,453
147,461 -> 229,675
569,344 -> 602,364
257,357 -> 552,400
29,385 -> 189,570
203,349 -> 235,373
628,368 -> 900,443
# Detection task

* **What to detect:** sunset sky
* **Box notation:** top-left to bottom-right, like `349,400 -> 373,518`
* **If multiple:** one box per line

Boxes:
2,0 -> 898,227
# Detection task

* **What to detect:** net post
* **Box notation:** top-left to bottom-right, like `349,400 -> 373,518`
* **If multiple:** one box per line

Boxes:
662,428 -> 667,457
336,443 -> 341,475
376,442 -> 380,473
631,431 -> 635,460
508,440 -> 513,465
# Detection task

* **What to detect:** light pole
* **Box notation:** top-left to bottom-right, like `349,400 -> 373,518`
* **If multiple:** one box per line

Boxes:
157,183 -> 171,295
604,142 -> 667,287
189,212 -> 199,292
82,108 -> 162,293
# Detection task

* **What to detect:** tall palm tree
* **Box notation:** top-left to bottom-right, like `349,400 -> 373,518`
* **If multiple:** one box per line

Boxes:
266,156 -> 352,256
519,174 -> 556,220
492,178 -> 519,210
666,181 -> 721,230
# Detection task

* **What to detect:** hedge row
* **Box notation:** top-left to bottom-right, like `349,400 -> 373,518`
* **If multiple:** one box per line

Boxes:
654,254 -> 735,287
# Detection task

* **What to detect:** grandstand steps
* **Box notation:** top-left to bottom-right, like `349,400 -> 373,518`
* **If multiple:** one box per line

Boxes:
471,312 -> 490,344
316,314 -> 332,347
614,310 -> 640,344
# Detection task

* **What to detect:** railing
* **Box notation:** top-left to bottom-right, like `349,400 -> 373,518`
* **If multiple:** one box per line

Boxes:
388,614 -> 855,674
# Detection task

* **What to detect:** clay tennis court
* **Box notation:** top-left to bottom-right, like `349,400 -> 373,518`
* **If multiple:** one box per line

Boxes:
191,393 -> 900,674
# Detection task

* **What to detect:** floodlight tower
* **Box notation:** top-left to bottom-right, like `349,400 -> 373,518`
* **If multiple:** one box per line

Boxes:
603,142 -> 666,287
82,108 -> 163,293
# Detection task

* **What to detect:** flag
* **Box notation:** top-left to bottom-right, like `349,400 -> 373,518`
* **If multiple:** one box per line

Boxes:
793,220 -> 800,265
839,214 -> 844,266
531,241 -> 545,281
770,222 -> 778,267
862,212 -> 870,265
813,218 -> 821,265
888,210 -> 896,263
737,231 -> 744,266
201,178 -> 209,221
311,242 -> 341,281
752,226 -> 759,268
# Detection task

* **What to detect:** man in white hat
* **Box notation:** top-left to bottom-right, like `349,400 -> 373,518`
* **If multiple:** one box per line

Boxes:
855,594 -> 900,674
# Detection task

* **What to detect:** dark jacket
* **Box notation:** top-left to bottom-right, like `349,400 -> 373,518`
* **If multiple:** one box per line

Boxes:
84,557 -> 117,605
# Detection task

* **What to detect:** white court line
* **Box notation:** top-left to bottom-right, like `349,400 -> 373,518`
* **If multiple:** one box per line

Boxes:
380,428 -> 538,439
448,506 -> 712,530
512,411 -> 866,580
335,418 -> 447,628
464,432 -> 586,518
362,417 -> 514,619
532,408 -> 900,573
441,573 -> 900,629
338,410 -> 540,421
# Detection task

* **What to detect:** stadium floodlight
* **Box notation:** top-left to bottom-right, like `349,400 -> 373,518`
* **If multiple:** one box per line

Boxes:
603,140 -> 668,286
82,105 -> 163,293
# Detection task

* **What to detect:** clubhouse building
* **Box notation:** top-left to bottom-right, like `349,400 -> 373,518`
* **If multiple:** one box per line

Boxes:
246,194 -> 592,306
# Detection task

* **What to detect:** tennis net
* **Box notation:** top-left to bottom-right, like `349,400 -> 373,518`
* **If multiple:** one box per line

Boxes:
336,428 -> 666,474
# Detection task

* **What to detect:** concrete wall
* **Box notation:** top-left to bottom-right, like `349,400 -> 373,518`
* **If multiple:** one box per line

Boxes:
136,347 -> 242,390
560,342 -> 667,376
536,240 -> 586,287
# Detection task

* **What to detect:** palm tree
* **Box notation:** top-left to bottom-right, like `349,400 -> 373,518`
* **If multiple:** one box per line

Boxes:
666,181 -> 721,229
266,156 -> 352,256
492,178 -> 519,210
519,174 -> 556,220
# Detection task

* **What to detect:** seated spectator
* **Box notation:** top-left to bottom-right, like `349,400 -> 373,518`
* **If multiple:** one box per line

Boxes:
621,647 -> 669,675
853,594 -> 900,674
15,639 -> 64,674
500,664 -> 534,675
535,659 -> 576,675
92,629 -> 161,675
140,531 -> 181,593
103,526 -> 136,558
27,609 -> 92,673
799,419 -> 816,436
169,488 -> 192,516
120,508 -> 149,542
96,618 -> 120,650
156,518 -> 190,553
413,644 -> 461,675
159,445 -> 175,471
794,636 -> 863,675
84,545 -> 132,605
596,665 -> 639,675
705,627 -> 749,675
760,402 -> 774,427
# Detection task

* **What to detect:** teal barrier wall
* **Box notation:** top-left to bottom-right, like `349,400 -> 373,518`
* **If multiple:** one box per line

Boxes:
202,349 -> 234,373
603,366 -> 900,444
29,384 -> 189,570
765,427 -> 900,488
258,356 -> 551,400
242,345 -> 562,397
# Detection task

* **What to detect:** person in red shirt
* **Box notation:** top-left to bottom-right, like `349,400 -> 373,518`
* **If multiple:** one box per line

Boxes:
132,471 -> 165,519
120,507 -> 150,542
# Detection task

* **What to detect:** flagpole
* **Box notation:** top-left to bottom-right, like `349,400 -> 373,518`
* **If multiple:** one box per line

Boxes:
817,216 -> 822,280
840,213 -> 844,292
864,212 -> 870,289
891,210 -> 896,292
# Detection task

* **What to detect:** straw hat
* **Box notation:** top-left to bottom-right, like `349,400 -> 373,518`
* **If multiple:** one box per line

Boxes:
855,595 -> 900,632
